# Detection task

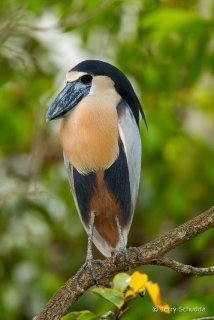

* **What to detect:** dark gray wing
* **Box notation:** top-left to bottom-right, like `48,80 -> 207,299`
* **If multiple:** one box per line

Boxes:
63,152 -> 89,232
63,152 -> 110,256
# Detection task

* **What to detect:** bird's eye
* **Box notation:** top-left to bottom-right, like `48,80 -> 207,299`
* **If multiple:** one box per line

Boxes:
80,74 -> 93,84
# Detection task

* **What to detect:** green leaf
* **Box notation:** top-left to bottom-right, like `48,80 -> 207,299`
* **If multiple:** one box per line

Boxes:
61,312 -> 80,320
61,311 -> 101,320
77,311 -> 101,320
113,273 -> 130,292
91,287 -> 125,308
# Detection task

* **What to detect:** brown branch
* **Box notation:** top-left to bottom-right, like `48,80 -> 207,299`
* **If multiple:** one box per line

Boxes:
33,206 -> 214,320
192,317 -> 214,320
151,257 -> 214,276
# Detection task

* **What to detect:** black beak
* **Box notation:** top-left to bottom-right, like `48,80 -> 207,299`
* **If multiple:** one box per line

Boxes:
46,81 -> 91,121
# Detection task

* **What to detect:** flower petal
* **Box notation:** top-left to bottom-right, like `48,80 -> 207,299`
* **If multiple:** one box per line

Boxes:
146,282 -> 170,313
129,272 -> 148,293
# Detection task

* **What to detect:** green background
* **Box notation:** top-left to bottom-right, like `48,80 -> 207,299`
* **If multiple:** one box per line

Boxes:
0,0 -> 214,319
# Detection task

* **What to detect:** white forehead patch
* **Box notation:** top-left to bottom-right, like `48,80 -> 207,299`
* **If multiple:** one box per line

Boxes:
66,71 -> 87,82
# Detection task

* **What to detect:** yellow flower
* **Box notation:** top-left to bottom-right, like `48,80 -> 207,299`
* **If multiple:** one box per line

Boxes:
129,271 -> 148,293
128,272 -> 170,313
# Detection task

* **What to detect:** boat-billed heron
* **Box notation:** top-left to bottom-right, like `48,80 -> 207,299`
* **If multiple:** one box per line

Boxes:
46,60 -> 147,286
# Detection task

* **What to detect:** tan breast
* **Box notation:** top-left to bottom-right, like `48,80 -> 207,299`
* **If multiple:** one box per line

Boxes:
59,76 -> 120,174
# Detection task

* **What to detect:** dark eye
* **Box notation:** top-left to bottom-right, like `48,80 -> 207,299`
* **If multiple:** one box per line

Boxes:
80,74 -> 93,84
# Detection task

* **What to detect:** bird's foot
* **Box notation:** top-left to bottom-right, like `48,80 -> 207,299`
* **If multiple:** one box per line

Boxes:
128,246 -> 142,261
74,259 -> 109,287
113,247 -> 132,273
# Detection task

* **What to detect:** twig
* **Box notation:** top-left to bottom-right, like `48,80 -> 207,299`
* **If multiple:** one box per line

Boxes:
192,317 -> 214,320
116,305 -> 130,319
101,311 -> 115,319
151,257 -> 214,276
33,206 -> 214,320
1,0 -> 117,34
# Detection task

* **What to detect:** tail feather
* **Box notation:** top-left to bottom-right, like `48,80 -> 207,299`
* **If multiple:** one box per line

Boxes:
92,226 -> 128,258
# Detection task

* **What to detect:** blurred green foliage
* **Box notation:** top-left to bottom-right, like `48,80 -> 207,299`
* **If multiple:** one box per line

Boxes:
0,0 -> 214,319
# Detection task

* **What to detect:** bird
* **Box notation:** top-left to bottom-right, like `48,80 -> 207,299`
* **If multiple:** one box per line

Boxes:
46,60 -> 147,286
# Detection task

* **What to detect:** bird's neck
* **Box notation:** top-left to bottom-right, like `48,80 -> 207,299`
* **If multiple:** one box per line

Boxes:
59,93 -> 120,174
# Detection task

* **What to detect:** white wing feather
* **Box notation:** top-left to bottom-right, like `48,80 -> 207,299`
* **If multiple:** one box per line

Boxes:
118,102 -> 142,235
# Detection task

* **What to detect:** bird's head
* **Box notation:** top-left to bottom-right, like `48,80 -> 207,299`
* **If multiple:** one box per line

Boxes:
46,60 -> 146,127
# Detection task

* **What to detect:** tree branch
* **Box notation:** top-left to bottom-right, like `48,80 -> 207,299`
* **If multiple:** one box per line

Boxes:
151,257 -> 214,276
192,317 -> 214,320
33,206 -> 214,320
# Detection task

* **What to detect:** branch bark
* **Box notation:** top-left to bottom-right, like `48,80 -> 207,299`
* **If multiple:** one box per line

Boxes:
33,206 -> 214,320
151,257 -> 214,275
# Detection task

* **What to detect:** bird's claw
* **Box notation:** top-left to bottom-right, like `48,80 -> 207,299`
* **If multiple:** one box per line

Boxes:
128,246 -> 142,261
74,259 -> 109,287
113,248 -> 132,273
